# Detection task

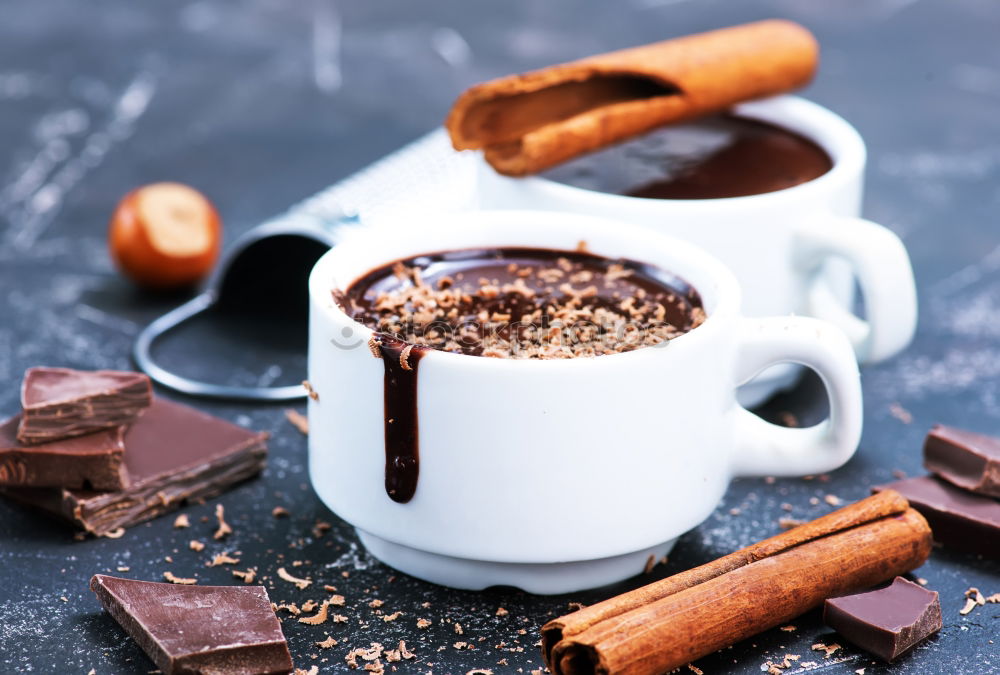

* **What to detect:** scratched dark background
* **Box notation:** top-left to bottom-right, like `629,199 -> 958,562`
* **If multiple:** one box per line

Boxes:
1,0 -> 999,673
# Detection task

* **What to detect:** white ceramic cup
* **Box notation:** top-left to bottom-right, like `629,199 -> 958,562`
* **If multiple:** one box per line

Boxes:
307,210 -> 862,594
476,96 -> 917,406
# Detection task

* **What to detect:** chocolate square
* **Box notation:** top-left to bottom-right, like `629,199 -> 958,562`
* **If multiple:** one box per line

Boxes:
2,398 -> 267,535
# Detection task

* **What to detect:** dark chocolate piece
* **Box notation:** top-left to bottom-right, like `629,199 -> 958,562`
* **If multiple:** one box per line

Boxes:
0,415 -> 127,490
1,398 -> 267,535
90,575 -> 293,675
924,424 -> 1000,497
824,576 -> 941,662
874,476 -> 1000,557
17,367 -> 152,444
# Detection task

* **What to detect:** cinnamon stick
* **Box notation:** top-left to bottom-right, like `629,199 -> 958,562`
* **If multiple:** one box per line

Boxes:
542,491 -> 932,675
446,20 -> 818,176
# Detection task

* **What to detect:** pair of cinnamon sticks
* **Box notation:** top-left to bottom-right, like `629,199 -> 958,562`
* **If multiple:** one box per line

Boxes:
542,491 -> 932,675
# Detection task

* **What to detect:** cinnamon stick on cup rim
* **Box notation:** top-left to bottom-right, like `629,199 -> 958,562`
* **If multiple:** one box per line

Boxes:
542,491 -> 932,675
446,19 -> 819,176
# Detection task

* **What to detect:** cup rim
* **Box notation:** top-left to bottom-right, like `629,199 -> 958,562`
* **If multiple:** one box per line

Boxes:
309,210 -> 741,367
478,95 -> 866,211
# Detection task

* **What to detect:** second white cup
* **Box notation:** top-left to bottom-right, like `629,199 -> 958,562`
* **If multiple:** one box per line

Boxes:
477,96 -> 917,406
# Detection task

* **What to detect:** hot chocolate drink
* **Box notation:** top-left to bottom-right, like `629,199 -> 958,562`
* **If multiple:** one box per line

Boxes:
543,114 -> 832,200
336,246 -> 705,502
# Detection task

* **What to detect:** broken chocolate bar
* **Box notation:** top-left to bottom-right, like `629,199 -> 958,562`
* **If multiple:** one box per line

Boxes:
924,424 -> 1000,497
824,576 -> 941,662
1,398 -> 267,535
874,476 -> 1000,557
91,574 -> 293,675
17,367 -> 152,444
0,415 -> 127,490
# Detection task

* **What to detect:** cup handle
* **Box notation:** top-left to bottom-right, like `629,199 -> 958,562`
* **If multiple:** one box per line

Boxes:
731,316 -> 863,477
793,216 -> 917,364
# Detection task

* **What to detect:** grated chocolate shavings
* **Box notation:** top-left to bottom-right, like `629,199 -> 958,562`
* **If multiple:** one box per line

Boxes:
232,568 -> 256,584
302,380 -> 319,401
811,642 -> 841,658
299,600 -> 330,625
163,571 -> 196,585
285,409 -> 309,435
889,402 -> 913,424
277,566 -> 312,589
316,636 -> 338,649
960,587 -> 986,615
173,514 -> 190,529
213,504 -> 232,540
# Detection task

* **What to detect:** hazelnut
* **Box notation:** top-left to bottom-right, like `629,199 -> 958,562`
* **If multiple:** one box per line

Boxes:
108,182 -> 221,289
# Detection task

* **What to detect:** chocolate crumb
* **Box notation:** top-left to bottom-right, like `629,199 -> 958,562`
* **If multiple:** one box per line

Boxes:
780,625 -> 796,632
162,571 -> 196,585
316,636 -> 338,649
103,527 -> 125,539
496,607 -> 509,617
275,603 -> 301,616
399,641 -> 415,660
811,642 -> 841,658
889,402 -> 913,424
567,602 -> 585,611
301,600 -> 318,612
643,554 -> 657,574
383,611 -> 401,622
302,380 -> 319,401
960,587 -> 986,615
369,599 -> 384,608
299,600 -> 330,625
687,665 -> 704,675
232,568 -> 256,584
454,622 -> 464,635
779,517 -> 806,530
277,566 -> 312,589
213,504 -> 232,540
272,506 -> 290,518
173,514 -> 190,529
323,585 -> 338,593
206,553 -> 240,567
416,618 -> 431,629
188,540 -> 205,552
330,594 -> 346,606
824,494 -> 842,506
285,409 -> 309,435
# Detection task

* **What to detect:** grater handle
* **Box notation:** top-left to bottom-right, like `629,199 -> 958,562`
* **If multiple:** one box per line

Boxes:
132,291 -> 307,401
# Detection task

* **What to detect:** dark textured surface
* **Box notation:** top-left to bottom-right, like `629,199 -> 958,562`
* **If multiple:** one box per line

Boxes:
1,1 -> 998,673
